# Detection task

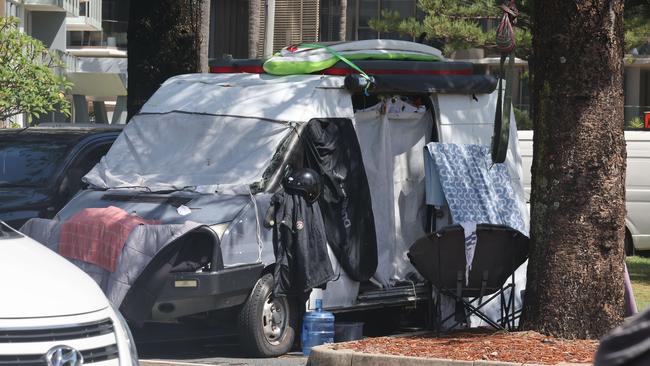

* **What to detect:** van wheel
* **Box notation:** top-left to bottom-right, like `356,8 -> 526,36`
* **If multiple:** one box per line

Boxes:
625,235 -> 635,257
238,273 -> 298,357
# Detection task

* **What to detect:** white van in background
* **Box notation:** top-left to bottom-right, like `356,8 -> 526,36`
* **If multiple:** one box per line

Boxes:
518,130 -> 650,255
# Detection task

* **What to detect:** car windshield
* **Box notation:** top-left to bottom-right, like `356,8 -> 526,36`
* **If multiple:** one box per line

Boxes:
0,221 -> 21,239
0,141 -> 71,188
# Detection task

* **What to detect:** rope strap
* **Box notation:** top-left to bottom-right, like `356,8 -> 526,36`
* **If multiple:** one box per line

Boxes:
492,0 -> 519,164
300,43 -> 374,93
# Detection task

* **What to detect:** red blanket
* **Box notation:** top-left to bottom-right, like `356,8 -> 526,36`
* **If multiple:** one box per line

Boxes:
59,206 -> 159,272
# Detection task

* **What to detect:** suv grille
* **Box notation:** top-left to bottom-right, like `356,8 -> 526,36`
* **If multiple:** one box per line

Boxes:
0,345 -> 119,365
0,319 -> 119,365
0,319 -> 113,343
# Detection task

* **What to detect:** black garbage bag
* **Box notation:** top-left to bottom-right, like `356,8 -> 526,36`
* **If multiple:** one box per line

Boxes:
595,307 -> 650,366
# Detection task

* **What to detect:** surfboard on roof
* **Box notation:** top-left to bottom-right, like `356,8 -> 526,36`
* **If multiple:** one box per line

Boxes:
263,39 -> 445,75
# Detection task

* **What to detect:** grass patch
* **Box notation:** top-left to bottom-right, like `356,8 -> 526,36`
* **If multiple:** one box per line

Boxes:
626,256 -> 650,311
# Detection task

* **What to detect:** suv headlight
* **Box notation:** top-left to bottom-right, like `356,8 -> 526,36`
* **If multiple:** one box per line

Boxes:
109,302 -> 139,366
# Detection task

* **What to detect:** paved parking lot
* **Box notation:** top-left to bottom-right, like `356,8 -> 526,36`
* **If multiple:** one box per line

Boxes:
140,354 -> 306,366
135,327 -> 307,366
132,305 -> 414,365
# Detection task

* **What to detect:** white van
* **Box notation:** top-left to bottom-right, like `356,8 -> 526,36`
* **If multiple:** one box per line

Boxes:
518,130 -> 650,255
21,40 -> 530,357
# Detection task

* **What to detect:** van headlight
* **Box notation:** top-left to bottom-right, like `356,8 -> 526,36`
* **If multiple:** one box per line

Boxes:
108,302 -> 139,366
210,222 -> 230,239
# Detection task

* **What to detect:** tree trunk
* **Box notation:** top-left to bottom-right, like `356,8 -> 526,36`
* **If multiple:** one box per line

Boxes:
339,0 -> 347,41
127,0 -> 207,119
248,0 -> 262,58
520,0 -> 627,339
199,0 -> 211,73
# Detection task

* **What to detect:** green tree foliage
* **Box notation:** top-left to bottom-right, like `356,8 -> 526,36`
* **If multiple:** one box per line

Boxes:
419,0 -> 495,54
369,0 -> 646,57
369,0 -> 532,57
0,17 -> 71,123
397,17 -> 426,42
368,9 -> 402,36
127,0 -> 207,118
625,0 -> 649,51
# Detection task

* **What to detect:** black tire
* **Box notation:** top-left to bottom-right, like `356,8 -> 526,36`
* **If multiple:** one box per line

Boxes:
237,273 -> 299,357
625,235 -> 635,257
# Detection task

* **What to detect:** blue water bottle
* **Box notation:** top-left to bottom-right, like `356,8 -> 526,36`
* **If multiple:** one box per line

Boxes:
301,299 -> 334,356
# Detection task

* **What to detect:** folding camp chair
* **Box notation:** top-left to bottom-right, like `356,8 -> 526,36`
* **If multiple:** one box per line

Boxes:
408,223 -> 529,331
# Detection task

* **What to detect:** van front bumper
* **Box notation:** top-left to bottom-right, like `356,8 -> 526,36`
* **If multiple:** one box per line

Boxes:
151,263 -> 265,321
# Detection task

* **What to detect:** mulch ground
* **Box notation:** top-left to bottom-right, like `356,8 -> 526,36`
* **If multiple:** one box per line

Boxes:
333,330 -> 599,365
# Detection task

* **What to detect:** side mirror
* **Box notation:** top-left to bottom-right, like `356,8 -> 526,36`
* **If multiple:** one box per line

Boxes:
282,168 -> 322,203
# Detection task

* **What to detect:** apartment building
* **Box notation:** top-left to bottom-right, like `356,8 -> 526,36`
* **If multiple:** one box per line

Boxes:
2,0 -> 127,125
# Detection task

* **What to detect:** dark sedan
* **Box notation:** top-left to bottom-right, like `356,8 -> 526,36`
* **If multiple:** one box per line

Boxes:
0,124 -> 122,229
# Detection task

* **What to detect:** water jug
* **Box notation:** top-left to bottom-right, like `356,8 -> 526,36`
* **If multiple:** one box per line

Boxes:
301,299 -> 334,356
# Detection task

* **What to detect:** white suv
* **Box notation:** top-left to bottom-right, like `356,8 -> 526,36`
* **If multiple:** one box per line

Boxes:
0,221 -> 139,365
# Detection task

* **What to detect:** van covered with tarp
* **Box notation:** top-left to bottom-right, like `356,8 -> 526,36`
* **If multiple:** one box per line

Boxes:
21,40 -> 529,357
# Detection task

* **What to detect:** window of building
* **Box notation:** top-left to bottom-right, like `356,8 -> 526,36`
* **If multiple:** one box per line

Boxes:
320,0 -> 343,42
4,0 -> 22,21
321,0 -> 421,41
625,68 -> 650,130
67,0 -> 128,49
355,0 -> 419,40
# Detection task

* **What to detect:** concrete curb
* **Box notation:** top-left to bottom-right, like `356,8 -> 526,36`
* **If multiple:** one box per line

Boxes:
306,344 -> 592,366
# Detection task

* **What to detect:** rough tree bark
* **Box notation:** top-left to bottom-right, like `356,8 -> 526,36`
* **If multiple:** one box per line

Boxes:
199,0 -> 211,73
339,0 -> 347,41
248,0 -> 262,58
520,0 -> 627,339
127,0 -> 209,119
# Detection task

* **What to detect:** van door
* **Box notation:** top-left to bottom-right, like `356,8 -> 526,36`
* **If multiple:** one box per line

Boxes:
625,130 -> 650,251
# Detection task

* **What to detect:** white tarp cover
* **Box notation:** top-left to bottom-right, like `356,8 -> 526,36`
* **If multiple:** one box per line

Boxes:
84,114 -> 292,192
353,100 -> 432,286
140,73 -> 353,123
85,73 -> 355,191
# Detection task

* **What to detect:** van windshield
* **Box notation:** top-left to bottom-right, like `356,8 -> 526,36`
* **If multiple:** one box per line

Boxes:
0,141 -> 70,188
83,114 -> 293,192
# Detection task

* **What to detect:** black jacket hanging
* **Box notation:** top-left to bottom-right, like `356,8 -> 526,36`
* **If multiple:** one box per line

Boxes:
303,118 -> 378,282
267,190 -> 334,297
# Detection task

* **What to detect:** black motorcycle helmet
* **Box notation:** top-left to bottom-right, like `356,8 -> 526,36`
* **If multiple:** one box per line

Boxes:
283,168 -> 322,203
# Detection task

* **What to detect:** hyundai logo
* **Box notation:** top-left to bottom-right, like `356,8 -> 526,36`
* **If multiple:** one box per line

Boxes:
45,345 -> 83,366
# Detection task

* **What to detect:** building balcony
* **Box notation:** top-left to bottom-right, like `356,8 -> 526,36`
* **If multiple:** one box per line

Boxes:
24,0 -> 79,16
42,49 -> 78,76
66,0 -> 101,31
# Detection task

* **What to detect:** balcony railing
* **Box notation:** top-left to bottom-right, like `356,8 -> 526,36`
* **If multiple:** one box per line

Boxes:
41,49 -> 78,77
66,0 -> 101,31
24,0 -> 79,16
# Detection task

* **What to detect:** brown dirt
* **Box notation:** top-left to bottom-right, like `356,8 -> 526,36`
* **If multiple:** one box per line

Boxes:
332,330 -> 599,365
